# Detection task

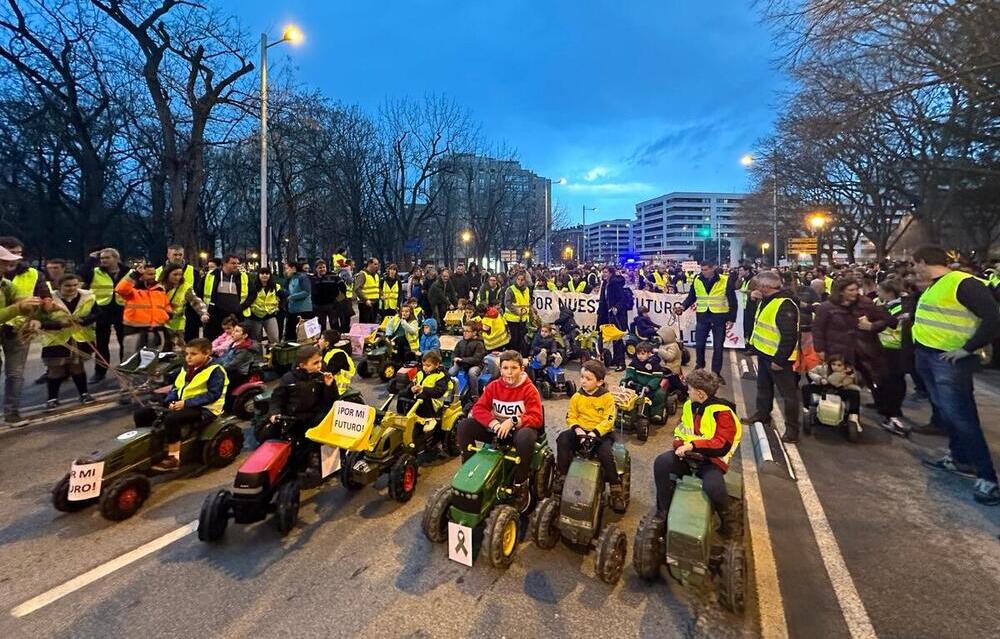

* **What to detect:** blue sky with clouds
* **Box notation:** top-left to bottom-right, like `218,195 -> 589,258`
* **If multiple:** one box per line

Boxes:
235,0 -> 786,225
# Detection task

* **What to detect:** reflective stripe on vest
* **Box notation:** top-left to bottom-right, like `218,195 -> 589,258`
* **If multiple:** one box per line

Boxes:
250,285 -> 281,318
675,401 -> 743,466
90,269 -> 125,306
380,279 -> 399,310
503,286 -> 531,323
203,271 -> 250,317
415,369 -> 448,412
165,283 -> 190,331
693,275 -> 729,313
878,301 -> 903,350
359,271 -> 380,302
5,268 -> 40,327
750,297 -> 798,361
912,270 -> 981,351
173,364 -> 228,416
324,348 -> 356,395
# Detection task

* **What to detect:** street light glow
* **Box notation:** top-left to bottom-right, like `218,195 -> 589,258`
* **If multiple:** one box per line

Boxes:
740,154 -> 754,167
761,242 -> 771,250
808,212 -> 828,229
460,229 -> 472,243
283,25 -> 304,44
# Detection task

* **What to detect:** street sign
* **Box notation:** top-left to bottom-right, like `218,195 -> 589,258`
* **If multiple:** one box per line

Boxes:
404,238 -> 422,253
787,237 -> 818,255
500,250 -> 518,262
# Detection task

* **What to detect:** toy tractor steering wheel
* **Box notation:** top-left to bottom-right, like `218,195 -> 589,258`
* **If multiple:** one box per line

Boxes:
682,450 -> 706,470
577,431 -> 599,457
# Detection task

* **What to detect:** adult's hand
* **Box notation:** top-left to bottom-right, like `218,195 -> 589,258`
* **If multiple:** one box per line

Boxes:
857,316 -> 874,331
725,321 -> 734,330
940,348 -> 971,364
675,442 -> 694,458
770,361 -> 784,371
14,297 -> 42,314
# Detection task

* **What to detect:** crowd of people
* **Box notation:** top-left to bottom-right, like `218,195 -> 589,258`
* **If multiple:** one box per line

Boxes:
0,235 -> 996,506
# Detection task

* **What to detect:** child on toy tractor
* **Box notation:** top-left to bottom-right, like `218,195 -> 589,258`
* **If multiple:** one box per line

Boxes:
217,323 -> 261,390
263,346 -> 339,442
418,318 -> 440,355
553,306 -> 581,360
622,341 -> 669,424
802,354 -> 863,433
398,350 -> 450,444
448,323 -> 486,399
529,323 -> 564,372
652,369 -> 741,536
317,330 -> 355,395
554,360 -> 626,513
133,338 -> 228,471
630,306 -> 661,343
456,349 -> 544,512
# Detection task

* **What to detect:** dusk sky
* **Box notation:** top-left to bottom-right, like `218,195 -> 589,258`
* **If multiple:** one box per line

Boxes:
237,0 -> 787,226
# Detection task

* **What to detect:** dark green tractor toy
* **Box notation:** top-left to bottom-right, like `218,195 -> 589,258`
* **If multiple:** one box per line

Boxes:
632,453 -> 746,613
530,434 -> 632,584
421,429 -> 554,568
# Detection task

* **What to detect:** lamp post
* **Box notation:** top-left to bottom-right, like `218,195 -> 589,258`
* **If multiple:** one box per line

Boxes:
260,25 -> 303,266
807,212 -> 827,265
742,153 -> 778,267
582,205 -> 598,262
543,178 -> 566,265
761,242 -> 770,264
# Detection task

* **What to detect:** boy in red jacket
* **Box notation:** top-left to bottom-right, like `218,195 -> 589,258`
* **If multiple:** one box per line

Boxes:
458,349 -> 544,512
652,369 -> 742,534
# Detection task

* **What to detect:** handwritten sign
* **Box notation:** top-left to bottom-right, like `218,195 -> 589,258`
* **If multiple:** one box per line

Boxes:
68,461 -> 105,501
303,317 -> 322,339
305,401 -> 376,451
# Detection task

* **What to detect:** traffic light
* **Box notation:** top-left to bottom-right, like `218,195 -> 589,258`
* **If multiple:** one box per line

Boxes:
698,226 -> 711,238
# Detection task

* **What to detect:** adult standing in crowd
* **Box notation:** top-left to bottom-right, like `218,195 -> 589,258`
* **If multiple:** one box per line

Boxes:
746,271 -> 802,443
114,262 -> 172,362
467,262 -> 483,302
451,263 -> 471,303
159,244 -> 199,342
247,267 -> 282,344
477,273 -> 503,309
83,247 -> 126,384
677,259 -> 736,380
597,265 -> 628,371
380,263 -> 401,318
202,255 -> 250,340
283,260 -> 314,339
420,265 -> 438,318
873,278 -> 909,436
429,267 -> 458,324
911,245 -> 999,505
355,258 -> 381,324
0,237 -> 50,427
0,244 -> 43,427
311,260 -> 340,331
503,270 -> 532,355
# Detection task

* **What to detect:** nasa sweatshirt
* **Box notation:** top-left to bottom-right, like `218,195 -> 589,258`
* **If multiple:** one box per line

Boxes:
471,372 -> 544,430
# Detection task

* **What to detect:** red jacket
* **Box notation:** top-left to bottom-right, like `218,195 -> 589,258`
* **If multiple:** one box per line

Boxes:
471,372 -> 543,429
673,401 -> 738,472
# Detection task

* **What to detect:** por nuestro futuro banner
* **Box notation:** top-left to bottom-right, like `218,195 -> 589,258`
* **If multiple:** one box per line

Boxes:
531,289 -> 746,349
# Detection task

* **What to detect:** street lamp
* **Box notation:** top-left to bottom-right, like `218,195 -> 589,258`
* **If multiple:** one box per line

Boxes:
582,205 -> 598,262
761,242 -> 770,262
742,153 -> 778,267
260,24 -> 304,266
808,212 -> 827,232
543,177 -> 566,265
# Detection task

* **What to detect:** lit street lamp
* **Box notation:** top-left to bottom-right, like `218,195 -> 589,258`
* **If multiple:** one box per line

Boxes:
260,24 -> 304,265
761,242 -> 770,263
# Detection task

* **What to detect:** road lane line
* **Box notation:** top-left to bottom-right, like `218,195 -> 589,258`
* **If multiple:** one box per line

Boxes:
728,350 -> 788,639
10,520 -> 197,618
770,404 -> 878,639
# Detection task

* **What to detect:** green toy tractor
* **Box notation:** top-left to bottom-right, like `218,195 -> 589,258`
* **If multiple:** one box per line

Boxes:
632,453 -> 746,613
357,331 -> 403,382
612,385 -> 653,441
421,429 -> 554,568
530,434 -> 632,584
52,405 -> 244,521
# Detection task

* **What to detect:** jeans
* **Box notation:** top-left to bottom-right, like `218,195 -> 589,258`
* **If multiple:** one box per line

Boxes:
754,355 -> 802,436
313,304 -> 336,332
1,330 -> 30,414
456,418 -> 538,482
695,313 -> 727,374
358,301 -> 379,324
247,317 -> 280,345
555,429 -> 619,484
93,306 -> 125,379
653,451 -> 728,516
448,364 -> 482,396
915,347 -> 997,483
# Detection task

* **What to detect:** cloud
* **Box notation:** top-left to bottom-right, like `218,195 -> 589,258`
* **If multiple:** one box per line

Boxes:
584,166 -> 611,182
627,118 -> 726,167
561,181 -> 656,194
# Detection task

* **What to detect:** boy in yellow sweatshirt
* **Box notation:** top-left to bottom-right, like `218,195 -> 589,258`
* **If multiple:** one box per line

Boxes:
553,360 -> 625,512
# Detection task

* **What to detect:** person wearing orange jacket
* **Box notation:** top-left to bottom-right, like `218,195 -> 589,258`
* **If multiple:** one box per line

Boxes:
115,262 -> 173,362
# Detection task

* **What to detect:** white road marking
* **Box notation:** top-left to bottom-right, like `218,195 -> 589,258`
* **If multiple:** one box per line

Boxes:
10,520 -> 197,618
769,395 -> 878,639
728,351 -> 789,639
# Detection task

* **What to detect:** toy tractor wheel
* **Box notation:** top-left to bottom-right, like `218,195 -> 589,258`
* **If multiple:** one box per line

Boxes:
203,425 -> 245,468
443,426 -> 462,458
483,504 -> 520,569
540,381 -> 553,400
626,342 -> 637,356
725,495 -> 745,539
52,473 -> 97,512
379,364 -> 396,382
665,394 -> 678,416
594,523 -> 628,585
388,453 -> 419,503
231,389 -> 256,420
803,407 -> 816,435
340,451 -> 366,491
358,360 -> 372,378
564,380 -> 577,397
99,473 -> 151,521
197,490 -> 231,542
845,418 -> 860,443
636,417 -> 650,442
620,468 -> 632,513
718,540 -> 747,614
534,449 -> 554,500
633,514 -> 666,581
530,497 -> 561,549
274,480 -> 300,535
421,484 -> 453,543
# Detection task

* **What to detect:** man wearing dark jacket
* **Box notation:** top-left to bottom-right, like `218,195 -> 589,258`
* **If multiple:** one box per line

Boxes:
746,271 -> 802,443
451,263 -> 471,303
428,268 -> 458,324
311,260 -> 341,331
678,260 -> 737,379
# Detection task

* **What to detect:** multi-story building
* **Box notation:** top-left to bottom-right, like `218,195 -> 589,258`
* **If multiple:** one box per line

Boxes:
633,192 -> 746,262
583,219 -> 633,263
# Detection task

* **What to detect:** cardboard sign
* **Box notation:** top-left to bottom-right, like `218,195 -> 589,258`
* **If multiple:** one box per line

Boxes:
138,349 -> 156,369
303,317 -> 322,339
320,445 -> 340,478
448,521 -> 474,566
68,461 -> 105,501
305,400 -> 376,451
681,260 -> 699,272
438,334 -> 461,353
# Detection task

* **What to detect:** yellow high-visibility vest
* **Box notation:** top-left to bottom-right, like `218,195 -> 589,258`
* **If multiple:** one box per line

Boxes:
750,296 -> 798,361
693,274 -> 730,313
503,286 -> 531,323
324,348 -> 356,395
380,279 -> 399,310
89,268 -> 125,306
878,300 -> 903,350
173,364 -> 229,416
359,271 -> 380,302
203,271 -> 250,317
675,401 -> 742,466
912,271 -> 982,352
5,268 -> 40,327
250,285 -> 281,318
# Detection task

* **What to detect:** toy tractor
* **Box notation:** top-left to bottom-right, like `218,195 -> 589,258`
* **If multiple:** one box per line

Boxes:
632,453 -> 746,613
332,388 -> 464,503
803,389 -> 861,442
115,347 -> 182,404
527,356 -> 576,400
357,330 -> 403,382
53,405 -> 244,521
612,385 -> 653,441
531,434 -> 632,584
575,329 -> 601,365
250,387 -> 366,446
442,309 -> 465,335
422,429 -> 554,569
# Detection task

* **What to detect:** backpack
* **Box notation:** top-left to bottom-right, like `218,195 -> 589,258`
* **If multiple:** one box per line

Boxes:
620,285 -> 634,312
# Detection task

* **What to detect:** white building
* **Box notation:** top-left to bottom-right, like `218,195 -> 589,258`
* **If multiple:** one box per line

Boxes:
583,218 -> 633,263
633,192 -> 746,263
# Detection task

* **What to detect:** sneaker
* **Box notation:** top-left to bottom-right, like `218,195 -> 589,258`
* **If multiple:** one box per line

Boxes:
921,454 -> 976,479
152,456 -> 181,472
609,483 -> 627,514
880,417 -> 909,438
972,479 -> 1000,506
3,412 -> 28,428
79,393 -> 96,405
44,399 -> 60,411
613,365 -> 626,373
911,422 -> 947,437
510,479 -> 532,513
